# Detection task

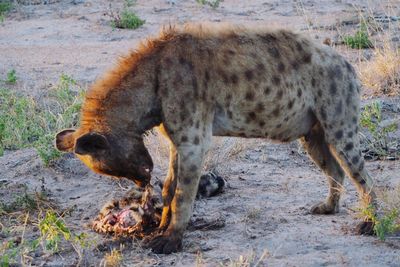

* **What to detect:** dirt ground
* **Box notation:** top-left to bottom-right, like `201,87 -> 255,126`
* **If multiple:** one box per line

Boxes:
1,0 -> 400,266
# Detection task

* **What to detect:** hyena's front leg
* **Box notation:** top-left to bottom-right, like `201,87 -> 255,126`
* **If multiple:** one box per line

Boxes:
158,143 -> 178,230
144,139 -> 207,254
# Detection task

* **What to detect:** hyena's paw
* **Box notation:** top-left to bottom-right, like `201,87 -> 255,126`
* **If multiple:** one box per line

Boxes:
310,202 -> 339,215
142,230 -> 183,254
355,220 -> 375,235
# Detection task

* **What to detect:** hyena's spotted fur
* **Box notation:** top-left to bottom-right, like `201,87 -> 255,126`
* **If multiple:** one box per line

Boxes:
55,24 -> 376,254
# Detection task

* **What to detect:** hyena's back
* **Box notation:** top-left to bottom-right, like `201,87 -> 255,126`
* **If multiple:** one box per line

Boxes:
158,27 -> 359,143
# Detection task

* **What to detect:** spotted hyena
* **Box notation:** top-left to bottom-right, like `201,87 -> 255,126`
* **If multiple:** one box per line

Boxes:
55,24 -> 377,254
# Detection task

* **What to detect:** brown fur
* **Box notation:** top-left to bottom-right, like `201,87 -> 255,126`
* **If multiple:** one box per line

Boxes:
55,24 -> 377,254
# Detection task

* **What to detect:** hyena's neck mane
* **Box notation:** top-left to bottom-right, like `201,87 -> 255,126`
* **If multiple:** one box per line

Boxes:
80,26 -> 182,129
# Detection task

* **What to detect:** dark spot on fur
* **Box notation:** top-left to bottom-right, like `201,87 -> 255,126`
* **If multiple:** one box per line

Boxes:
352,155 -> 360,165
297,88 -> 302,98
348,132 -> 353,138
335,130 -> 343,139
291,61 -> 299,70
358,160 -> 364,172
245,91 -> 255,101
245,70 -> 254,81
330,81 -> 337,95
311,78 -> 316,87
264,86 -> 271,95
257,63 -> 265,72
272,107 -> 280,117
284,116 -> 289,121
272,76 -> 281,85
359,179 -> 366,185
302,53 -> 312,63
335,101 -> 342,115
248,111 -> 257,121
259,120 -> 266,127
230,74 -> 239,84
276,90 -> 283,100
287,99 -> 294,109
195,120 -> 200,129
192,77 -> 198,96
205,70 -> 210,82
183,176 -> 192,185
328,65 -> 343,79
193,136 -> 200,145
268,47 -> 280,58
181,136 -> 188,142
295,42 -> 303,51
320,108 -> 327,120
344,61 -> 355,74
345,142 -> 354,151
317,89 -> 322,97
352,117 -> 357,123
276,123 -> 282,128
278,62 -> 285,72
189,164 -> 197,172
227,110 -> 233,119
255,102 -> 265,112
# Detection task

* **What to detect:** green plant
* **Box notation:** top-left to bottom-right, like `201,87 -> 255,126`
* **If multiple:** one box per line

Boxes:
361,205 -> 400,241
343,23 -> 373,49
124,0 -> 136,7
0,1 -> 12,22
0,240 -> 19,267
4,69 -> 17,84
0,192 -> 37,215
197,0 -> 222,8
110,9 -> 145,29
360,101 -> 398,159
38,210 -> 71,252
0,74 -> 83,165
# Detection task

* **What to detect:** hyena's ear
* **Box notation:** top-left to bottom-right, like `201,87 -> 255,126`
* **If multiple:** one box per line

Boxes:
75,132 -> 109,156
55,129 -> 76,152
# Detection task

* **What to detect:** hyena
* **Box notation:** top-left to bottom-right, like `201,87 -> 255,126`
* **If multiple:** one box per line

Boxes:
55,24 -> 377,254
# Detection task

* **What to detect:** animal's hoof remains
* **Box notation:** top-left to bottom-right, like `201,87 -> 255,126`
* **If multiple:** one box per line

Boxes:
355,220 -> 375,235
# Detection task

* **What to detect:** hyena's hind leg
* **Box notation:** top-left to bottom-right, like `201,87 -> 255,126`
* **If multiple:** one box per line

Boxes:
300,123 -> 346,214
321,113 -> 377,234
327,139 -> 377,235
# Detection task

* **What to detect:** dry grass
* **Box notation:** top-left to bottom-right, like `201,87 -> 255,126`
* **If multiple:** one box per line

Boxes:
101,248 -> 123,267
223,250 -> 269,267
359,45 -> 400,96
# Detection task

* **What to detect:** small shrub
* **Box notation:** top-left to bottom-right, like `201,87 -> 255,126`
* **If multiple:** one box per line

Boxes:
0,1 -> 12,22
196,0 -> 222,8
343,24 -> 373,49
360,102 -> 398,159
361,205 -> 400,241
5,69 -> 17,84
110,9 -> 145,29
38,210 -> 71,252
360,45 -> 400,95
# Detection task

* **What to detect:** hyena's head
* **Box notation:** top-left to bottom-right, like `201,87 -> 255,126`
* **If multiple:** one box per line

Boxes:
55,128 -> 154,187
55,49 -> 161,188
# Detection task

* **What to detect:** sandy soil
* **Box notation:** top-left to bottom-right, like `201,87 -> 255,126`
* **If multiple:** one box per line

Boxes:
1,0 -> 400,266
